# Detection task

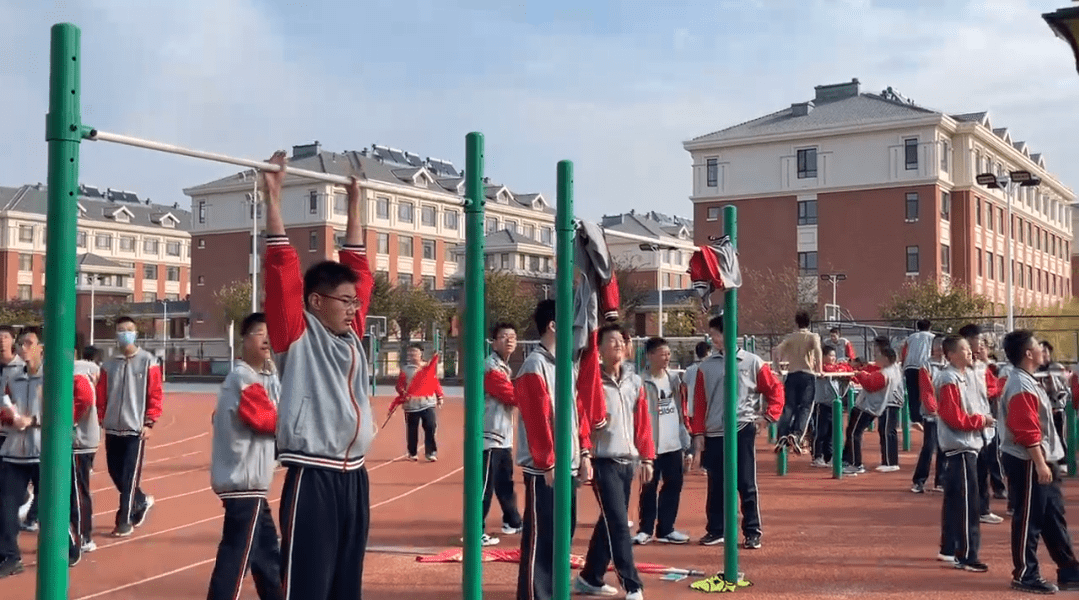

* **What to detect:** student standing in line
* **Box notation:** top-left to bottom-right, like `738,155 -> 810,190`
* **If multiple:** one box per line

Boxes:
841,346 -> 902,475
480,321 -> 523,547
634,336 -> 690,546
261,151 -> 376,600
72,341 -> 102,553
97,316 -> 163,538
515,299 -> 592,600
207,312 -> 284,600
956,324 -> 1005,525
1038,341 -> 1070,469
911,336 -> 946,494
900,320 -> 935,425
692,314 -> 784,549
574,323 -> 653,600
934,335 -> 993,573
810,345 -> 853,468
999,330 -> 1079,594
396,343 -> 444,462
681,341 -> 711,473
771,310 -> 822,455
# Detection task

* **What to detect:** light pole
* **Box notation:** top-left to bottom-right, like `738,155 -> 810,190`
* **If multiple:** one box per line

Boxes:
976,171 -> 1041,332
1044,3 -> 1079,74
819,273 -> 847,319
640,243 -> 677,337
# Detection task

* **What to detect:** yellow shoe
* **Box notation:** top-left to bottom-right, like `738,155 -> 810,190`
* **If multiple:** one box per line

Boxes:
689,573 -> 753,593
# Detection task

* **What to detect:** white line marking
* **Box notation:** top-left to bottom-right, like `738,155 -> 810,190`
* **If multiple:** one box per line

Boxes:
149,432 -> 208,450
91,467 -> 205,494
90,450 -> 204,479
70,457 -> 460,599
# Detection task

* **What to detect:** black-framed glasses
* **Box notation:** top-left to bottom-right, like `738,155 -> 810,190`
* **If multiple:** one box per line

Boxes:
320,293 -> 361,309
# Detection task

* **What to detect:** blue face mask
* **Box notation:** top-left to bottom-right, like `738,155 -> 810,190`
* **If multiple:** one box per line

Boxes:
117,331 -> 137,348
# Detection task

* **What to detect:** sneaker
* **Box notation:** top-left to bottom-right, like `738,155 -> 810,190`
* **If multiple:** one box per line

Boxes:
937,553 -> 955,562
426,453 -> 437,462
480,533 -> 499,546
1007,508 -> 1015,516
132,495 -> 154,528
0,557 -> 24,578
743,536 -> 761,550
633,532 -> 653,545
81,540 -> 97,553
19,521 -> 38,533
17,490 -> 33,523
911,483 -> 925,494
789,438 -> 806,456
501,524 -> 522,535
626,591 -> 643,600
699,533 -> 724,546
875,465 -> 900,473
1058,576 -> 1079,591
810,458 -> 829,468
68,529 -> 82,567
1012,578 -> 1059,594
408,455 -> 418,462
111,523 -> 134,538
842,464 -> 864,475
956,561 -> 989,573
655,531 -> 690,545
572,575 -> 618,596
930,485 -> 944,493
980,513 -> 1004,525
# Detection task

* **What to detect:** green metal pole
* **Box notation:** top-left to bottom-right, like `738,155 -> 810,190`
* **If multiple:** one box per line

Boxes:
776,446 -> 787,476
40,22 -> 81,600
722,205 -> 739,584
554,160 -> 575,600
768,422 -> 777,444
1067,401 -> 1078,477
461,132 -> 486,600
901,390 -> 911,452
832,397 -> 844,479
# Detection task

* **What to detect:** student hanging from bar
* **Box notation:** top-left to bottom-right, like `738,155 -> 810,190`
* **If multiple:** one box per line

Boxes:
394,343 -> 444,462
935,334 -> 993,573
480,321 -> 523,547
261,152 -> 376,600
691,314 -> 784,550
73,341 -> 103,553
574,323 -> 653,600
96,315 -> 163,538
999,330 -> 1079,594
0,327 -> 94,578
841,346 -> 902,475
634,336 -> 691,546
206,313 -> 284,600
911,336 -> 946,494
810,345 -> 853,469
515,298 -> 592,600
957,324 -> 1006,525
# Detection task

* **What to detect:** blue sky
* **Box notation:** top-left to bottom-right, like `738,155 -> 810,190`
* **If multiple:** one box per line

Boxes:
1,0 -> 1077,220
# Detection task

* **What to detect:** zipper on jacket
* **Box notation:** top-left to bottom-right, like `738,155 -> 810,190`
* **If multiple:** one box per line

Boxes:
342,343 -> 362,471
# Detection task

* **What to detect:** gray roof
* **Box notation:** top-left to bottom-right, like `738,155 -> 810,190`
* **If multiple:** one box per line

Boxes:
77,253 -> 127,270
0,184 -> 192,231
952,112 -> 988,124
602,212 -> 691,241
184,143 -> 552,214
453,228 -> 544,250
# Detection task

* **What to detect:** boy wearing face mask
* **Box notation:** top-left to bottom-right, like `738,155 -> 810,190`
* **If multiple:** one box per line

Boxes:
96,316 -> 163,538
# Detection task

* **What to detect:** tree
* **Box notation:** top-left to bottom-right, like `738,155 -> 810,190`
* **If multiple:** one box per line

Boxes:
387,285 -> 444,344
0,300 -> 44,326
664,300 -> 704,337
214,280 -> 252,340
878,278 -> 989,331
740,266 -> 818,346
483,271 -> 540,337
612,258 -> 652,323
366,272 -> 393,327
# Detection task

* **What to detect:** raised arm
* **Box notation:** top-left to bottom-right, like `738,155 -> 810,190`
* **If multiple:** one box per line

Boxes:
262,151 -> 307,353
337,176 -> 374,335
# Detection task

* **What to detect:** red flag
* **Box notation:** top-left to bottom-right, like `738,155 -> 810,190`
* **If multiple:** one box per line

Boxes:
385,354 -> 441,427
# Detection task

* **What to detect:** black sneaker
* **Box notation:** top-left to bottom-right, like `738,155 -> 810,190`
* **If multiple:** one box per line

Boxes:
956,561 -> 988,573
1012,578 -> 1059,594
0,557 -> 24,578
132,495 -> 155,528
743,536 -> 761,550
111,523 -> 134,538
699,533 -> 724,546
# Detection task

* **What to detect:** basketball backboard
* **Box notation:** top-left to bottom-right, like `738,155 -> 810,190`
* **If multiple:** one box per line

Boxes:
367,315 -> 388,339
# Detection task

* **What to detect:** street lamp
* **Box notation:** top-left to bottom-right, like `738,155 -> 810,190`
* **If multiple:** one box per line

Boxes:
1044,3 -> 1079,75
639,243 -> 678,337
975,170 -> 1042,332
819,273 -> 847,320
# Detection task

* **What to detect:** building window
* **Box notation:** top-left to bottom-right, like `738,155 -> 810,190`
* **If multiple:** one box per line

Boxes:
309,191 -> 318,214
421,276 -> 435,290
120,236 -> 136,252
940,191 -> 951,221
706,158 -> 718,187
197,275 -> 205,286
941,244 -> 950,275
444,211 -> 459,230
541,227 -> 552,244
144,238 -> 159,254
1027,222 -> 1033,247
421,206 -> 436,227
999,256 -> 1004,281
198,200 -> 206,223
398,202 -> 414,223
309,231 -> 318,251
422,239 -> 435,260
485,217 -> 498,234
906,246 -> 920,273
18,226 -> 33,243
333,194 -> 347,216
17,285 -> 31,301
796,148 -> 818,179
940,140 -> 950,172
166,266 -> 180,282
399,235 -> 413,257
706,207 -> 720,221
95,233 -> 112,250
987,252 -> 994,280
500,253 -> 510,270
905,192 -> 919,221
998,207 -> 1003,232
18,254 -> 31,272
797,251 -> 818,275
376,197 -> 390,219
1028,266 -> 1033,290
377,233 -> 389,254
198,239 -> 206,249
397,273 -> 412,287
166,241 -> 181,256
977,250 -> 983,278
904,138 -> 918,170
976,199 -> 982,226
797,199 -> 817,225
530,255 -> 541,271
76,231 -> 86,248
523,224 -> 535,240
144,264 -> 158,279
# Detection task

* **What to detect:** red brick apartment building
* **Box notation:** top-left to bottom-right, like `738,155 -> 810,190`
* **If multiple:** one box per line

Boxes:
0,184 -> 191,343
684,79 -> 1074,326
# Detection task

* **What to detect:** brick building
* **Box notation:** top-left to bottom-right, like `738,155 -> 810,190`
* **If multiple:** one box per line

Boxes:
684,79 -> 1074,325
183,142 -> 556,338
0,184 -> 191,343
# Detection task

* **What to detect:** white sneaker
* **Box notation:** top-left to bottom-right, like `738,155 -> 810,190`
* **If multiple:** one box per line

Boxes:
632,532 -> 653,545
655,530 -> 690,544
626,591 -> 644,600
572,576 -> 618,596
501,524 -> 522,535
810,458 -> 828,468
875,465 -> 900,473
842,464 -> 862,475
481,533 -> 500,546
17,489 -> 33,522
81,540 -> 97,553
980,513 -> 1004,524
937,553 -> 955,562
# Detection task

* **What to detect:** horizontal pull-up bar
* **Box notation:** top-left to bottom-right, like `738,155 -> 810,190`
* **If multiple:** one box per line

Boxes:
86,129 -> 356,186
